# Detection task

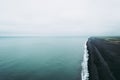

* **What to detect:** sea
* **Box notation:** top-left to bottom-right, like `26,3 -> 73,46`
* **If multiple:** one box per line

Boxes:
0,37 -> 88,80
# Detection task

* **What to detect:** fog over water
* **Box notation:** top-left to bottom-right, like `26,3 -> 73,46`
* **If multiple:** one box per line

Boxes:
0,0 -> 120,36
0,0 -> 119,80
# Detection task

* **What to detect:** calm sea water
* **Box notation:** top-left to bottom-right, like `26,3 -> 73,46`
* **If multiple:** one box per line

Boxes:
0,37 -> 87,80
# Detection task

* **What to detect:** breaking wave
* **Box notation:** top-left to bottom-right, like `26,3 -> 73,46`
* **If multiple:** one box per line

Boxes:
81,42 -> 89,80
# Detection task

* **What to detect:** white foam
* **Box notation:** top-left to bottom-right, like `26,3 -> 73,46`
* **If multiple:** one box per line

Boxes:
81,42 -> 89,80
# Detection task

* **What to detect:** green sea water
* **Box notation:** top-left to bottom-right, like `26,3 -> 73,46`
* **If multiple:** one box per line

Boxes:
0,37 -> 86,80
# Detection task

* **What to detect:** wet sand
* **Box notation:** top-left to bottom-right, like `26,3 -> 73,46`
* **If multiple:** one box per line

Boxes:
87,37 -> 120,80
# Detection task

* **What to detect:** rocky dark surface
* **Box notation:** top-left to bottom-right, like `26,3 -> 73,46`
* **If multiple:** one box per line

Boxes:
87,37 -> 120,80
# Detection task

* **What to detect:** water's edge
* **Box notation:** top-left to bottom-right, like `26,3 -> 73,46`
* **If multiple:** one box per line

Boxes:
81,41 -> 89,80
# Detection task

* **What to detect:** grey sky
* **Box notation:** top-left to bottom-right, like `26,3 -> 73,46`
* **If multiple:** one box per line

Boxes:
0,0 -> 120,36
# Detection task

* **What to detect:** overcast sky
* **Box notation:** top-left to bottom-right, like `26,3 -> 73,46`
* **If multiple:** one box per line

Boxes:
0,0 -> 120,36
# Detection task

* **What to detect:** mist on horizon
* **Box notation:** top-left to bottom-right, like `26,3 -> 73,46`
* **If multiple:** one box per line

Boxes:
0,0 -> 120,36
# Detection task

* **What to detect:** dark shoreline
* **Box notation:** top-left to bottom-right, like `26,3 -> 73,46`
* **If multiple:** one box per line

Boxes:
87,37 -> 120,80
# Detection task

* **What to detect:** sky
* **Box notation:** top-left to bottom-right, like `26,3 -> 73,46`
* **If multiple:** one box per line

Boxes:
0,0 -> 120,36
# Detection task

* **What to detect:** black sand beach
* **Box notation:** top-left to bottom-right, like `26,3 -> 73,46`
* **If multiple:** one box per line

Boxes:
87,37 -> 120,80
